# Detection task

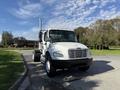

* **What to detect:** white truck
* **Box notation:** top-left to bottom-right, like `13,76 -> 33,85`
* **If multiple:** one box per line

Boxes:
33,29 -> 93,77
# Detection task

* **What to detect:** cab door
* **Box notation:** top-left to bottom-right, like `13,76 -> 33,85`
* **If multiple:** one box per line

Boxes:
42,31 -> 50,56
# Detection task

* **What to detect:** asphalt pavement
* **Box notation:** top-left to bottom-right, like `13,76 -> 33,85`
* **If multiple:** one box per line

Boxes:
21,50 -> 120,90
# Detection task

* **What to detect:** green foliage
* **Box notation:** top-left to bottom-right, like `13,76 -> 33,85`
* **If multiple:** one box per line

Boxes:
0,50 -> 24,90
91,49 -> 120,56
74,18 -> 120,49
2,31 -> 13,47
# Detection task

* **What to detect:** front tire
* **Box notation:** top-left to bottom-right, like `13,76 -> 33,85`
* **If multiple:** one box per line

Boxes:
45,55 -> 56,77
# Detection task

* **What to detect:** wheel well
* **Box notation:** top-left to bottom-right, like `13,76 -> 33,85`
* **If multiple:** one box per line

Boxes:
45,51 -> 52,59
45,51 -> 50,57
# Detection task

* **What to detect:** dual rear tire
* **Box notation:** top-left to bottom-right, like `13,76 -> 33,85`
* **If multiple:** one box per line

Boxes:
33,50 -> 41,62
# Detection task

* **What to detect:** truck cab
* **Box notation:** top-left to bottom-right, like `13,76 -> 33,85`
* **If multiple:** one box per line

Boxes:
33,29 -> 93,77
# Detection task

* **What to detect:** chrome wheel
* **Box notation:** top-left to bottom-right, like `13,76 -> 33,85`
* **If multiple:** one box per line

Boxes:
32,54 -> 34,60
45,54 -> 56,77
46,60 -> 50,73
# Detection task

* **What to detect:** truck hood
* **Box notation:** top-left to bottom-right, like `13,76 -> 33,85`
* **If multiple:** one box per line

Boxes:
52,42 -> 88,50
49,42 -> 89,60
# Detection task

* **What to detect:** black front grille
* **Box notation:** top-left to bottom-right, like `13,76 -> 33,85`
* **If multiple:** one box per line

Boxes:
68,49 -> 87,58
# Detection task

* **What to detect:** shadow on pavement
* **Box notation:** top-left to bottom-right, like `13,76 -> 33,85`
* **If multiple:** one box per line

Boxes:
52,60 -> 114,82
88,60 -> 114,75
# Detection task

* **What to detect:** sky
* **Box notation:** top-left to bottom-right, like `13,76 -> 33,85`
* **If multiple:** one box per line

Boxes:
0,0 -> 120,42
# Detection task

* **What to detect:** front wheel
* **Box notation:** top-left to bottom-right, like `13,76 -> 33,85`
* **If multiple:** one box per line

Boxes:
45,55 -> 56,77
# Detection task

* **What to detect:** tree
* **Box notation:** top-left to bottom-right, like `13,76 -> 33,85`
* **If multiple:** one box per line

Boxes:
2,31 -> 13,47
74,17 -> 120,50
74,27 -> 88,44
13,37 -> 26,47
89,19 -> 116,49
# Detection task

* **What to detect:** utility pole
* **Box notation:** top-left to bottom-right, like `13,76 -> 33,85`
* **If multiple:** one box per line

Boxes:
39,18 -> 43,31
38,17 -> 43,50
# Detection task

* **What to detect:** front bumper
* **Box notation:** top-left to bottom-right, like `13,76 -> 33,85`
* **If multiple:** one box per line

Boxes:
51,58 -> 93,69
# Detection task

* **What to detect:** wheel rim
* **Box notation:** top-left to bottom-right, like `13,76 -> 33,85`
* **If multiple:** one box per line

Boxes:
32,54 -> 34,60
46,60 -> 50,73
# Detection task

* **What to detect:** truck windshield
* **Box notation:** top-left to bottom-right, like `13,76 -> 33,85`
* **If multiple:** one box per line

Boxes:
49,30 -> 77,42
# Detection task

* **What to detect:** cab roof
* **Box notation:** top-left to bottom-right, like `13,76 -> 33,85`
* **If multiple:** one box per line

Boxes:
40,29 -> 72,33
48,29 -> 72,31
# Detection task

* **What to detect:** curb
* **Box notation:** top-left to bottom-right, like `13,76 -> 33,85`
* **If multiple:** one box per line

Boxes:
9,55 -> 28,90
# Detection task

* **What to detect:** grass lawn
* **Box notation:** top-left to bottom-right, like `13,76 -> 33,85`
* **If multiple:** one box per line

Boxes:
91,49 -> 120,56
0,50 -> 24,90
0,47 -> 34,50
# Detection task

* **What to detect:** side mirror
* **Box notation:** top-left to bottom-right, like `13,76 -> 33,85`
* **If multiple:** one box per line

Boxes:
39,38 -> 42,42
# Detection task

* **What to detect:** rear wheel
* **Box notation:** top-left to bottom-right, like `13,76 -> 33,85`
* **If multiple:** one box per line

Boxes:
45,54 -> 56,77
33,50 -> 41,62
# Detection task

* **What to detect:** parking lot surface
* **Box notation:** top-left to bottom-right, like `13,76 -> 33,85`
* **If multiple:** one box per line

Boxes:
22,51 -> 120,90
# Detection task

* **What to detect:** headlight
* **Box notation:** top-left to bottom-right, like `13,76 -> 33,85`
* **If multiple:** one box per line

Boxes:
53,51 -> 63,57
87,50 -> 92,57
